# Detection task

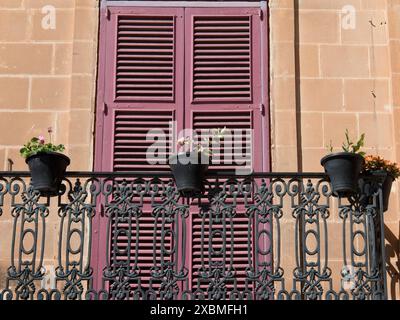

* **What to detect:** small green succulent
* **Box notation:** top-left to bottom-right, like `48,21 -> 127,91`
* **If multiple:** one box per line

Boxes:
326,129 -> 366,156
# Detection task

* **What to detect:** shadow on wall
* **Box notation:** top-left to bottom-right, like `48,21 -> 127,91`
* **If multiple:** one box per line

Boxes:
385,223 -> 400,299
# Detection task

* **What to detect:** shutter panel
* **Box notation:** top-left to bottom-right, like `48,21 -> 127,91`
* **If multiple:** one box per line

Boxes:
96,6 -> 268,298
192,110 -> 253,173
185,7 -> 263,173
113,109 -> 173,172
97,7 -> 185,297
102,7 -> 185,173
184,8 -> 265,298
192,16 -> 252,102
110,214 -> 173,297
109,109 -> 174,297
115,15 -> 175,101
191,213 -> 253,295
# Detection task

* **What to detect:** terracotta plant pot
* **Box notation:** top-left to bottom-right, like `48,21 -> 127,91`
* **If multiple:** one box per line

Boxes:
169,152 -> 209,196
26,152 -> 70,197
321,152 -> 364,197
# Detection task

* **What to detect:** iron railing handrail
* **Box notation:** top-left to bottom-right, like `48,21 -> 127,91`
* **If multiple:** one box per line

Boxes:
0,170 -> 328,178
0,170 -> 388,180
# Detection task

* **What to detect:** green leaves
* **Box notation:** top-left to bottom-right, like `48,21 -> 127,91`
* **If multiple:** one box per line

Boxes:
20,137 -> 65,159
326,129 -> 365,155
340,129 -> 365,156
327,140 -> 334,153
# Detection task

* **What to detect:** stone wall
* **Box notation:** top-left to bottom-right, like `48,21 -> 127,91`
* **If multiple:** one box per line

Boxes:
0,0 -> 99,291
0,0 -> 398,299
387,0 -> 400,301
270,0 -> 399,298
0,0 -> 98,172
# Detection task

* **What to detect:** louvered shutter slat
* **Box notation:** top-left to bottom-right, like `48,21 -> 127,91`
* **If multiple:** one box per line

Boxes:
192,16 -> 252,102
191,214 -> 252,291
115,15 -> 175,101
192,110 -> 253,173
111,215 -> 173,292
113,110 -> 173,171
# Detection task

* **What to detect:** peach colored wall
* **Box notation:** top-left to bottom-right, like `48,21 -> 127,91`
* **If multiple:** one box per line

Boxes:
0,0 -> 99,290
387,0 -> 400,299
0,0 -> 398,299
270,0 -> 399,298
0,0 -> 98,172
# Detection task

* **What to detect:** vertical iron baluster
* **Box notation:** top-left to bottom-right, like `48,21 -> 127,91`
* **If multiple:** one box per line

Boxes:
55,178 -> 98,300
8,178 -> 48,300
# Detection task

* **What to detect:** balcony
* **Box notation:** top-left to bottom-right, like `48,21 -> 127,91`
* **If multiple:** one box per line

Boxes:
0,171 -> 388,300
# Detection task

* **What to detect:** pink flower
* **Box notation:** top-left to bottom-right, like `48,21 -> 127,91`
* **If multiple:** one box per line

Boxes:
38,135 -> 45,144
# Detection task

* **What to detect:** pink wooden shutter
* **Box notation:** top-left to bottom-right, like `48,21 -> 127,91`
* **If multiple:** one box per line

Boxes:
191,16 -> 253,102
93,7 -> 184,294
185,7 -> 265,173
100,7 -> 185,173
184,7 -> 268,296
112,110 -> 173,172
94,5 -> 269,297
114,16 -> 176,102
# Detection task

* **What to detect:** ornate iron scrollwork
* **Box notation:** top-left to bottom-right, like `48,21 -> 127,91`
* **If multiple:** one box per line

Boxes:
0,172 -> 388,300
7,179 -> 48,300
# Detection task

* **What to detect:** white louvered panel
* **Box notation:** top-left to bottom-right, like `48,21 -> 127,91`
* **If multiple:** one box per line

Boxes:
116,15 -> 175,101
192,16 -> 252,102
191,214 -> 253,291
113,110 -> 173,172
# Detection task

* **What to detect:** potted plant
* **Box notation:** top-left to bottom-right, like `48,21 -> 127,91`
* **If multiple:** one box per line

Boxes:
169,128 -> 226,196
321,129 -> 365,197
20,127 -> 70,196
362,155 -> 400,212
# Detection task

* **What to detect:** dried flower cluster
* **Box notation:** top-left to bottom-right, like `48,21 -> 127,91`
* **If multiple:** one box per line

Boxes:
363,155 -> 400,180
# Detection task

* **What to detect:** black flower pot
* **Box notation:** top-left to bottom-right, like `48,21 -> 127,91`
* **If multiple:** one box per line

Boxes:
321,152 -> 364,197
358,171 -> 394,212
369,171 -> 394,212
381,173 -> 394,212
169,152 -> 209,196
26,152 -> 70,196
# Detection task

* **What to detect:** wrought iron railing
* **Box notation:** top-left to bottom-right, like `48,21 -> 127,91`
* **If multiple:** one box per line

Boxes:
0,171 -> 388,300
